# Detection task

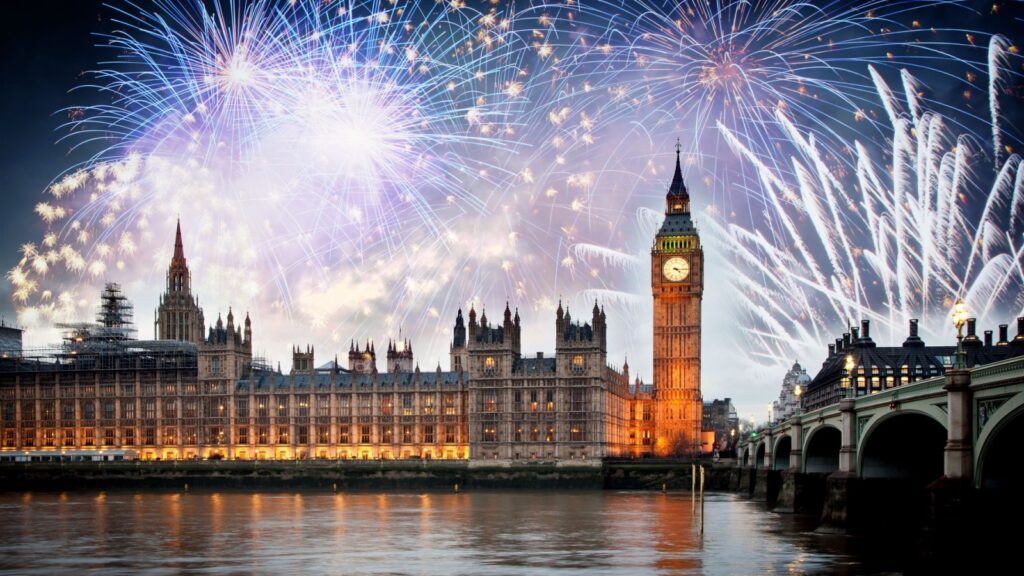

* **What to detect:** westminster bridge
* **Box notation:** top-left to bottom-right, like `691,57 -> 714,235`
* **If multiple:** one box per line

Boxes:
735,355 -> 1024,532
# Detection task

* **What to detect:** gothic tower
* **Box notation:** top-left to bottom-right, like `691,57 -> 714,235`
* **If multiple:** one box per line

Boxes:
651,142 -> 704,457
155,219 -> 205,344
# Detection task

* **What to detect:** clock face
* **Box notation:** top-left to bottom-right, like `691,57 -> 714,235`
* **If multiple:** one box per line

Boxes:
662,257 -> 689,282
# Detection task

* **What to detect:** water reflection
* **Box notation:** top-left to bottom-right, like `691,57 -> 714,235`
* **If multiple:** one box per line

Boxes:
0,491 -> 862,575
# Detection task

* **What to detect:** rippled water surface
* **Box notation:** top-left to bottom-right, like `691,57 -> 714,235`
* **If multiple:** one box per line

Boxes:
0,491 -> 873,574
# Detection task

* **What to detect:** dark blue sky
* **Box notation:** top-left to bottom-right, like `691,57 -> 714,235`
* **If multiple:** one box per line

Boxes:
1,0 -> 107,324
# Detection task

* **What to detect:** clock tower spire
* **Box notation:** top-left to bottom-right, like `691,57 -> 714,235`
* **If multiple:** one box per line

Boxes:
651,142 -> 704,457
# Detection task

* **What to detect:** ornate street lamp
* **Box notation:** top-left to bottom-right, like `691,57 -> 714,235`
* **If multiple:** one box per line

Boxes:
952,298 -> 969,369
794,384 -> 802,415
842,354 -> 855,399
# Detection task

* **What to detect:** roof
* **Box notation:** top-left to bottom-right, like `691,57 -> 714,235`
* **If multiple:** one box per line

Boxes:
236,368 -> 463,392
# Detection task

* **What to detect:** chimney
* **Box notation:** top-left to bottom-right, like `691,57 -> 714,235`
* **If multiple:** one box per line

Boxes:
851,327 -> 859,342
1015,317 -> 1024,346
903,318 -> 924,347
997,324 -> 1009,346
861,320 -> 870,340
964,318 -> 981,346
984,330 -> 993,347
836,337 -> 844,352
828,343 -> 835,356
843,333 -> 851,348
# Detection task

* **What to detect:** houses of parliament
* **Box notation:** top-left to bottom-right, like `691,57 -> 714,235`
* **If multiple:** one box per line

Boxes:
0,149 -> 705,462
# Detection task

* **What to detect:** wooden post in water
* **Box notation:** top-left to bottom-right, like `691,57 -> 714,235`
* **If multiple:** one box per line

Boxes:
691,463 -> 696,512
699,465 -> 705,535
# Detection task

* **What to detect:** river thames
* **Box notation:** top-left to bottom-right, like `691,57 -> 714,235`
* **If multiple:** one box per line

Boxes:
0,490 -> 881,574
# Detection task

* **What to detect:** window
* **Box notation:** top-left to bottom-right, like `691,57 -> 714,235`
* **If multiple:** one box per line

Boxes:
545,425 -> 555,443
545,390 -> 555,412
317,396 -> 330,417
530,390 -> 538,412
482,391 -> 498,412
277,426 -> 289,444
184,427 -> 197,445
122,400 -> 136,420
163,427 -> 177,445
317,425 -> 330,444
339,425 -> 350,444
402,425 -> 413,444
43,429 -> 55,447
210,426 -> 224,445
257,426 -> 269,444
41,401 -> 55,421
360,425 -> 371,444
123,428 -> 135,446
183,399 -> 197,418
61,403 -> 74,422
83,402 -> 96,420
21,401 -> 35,421
571,354 -> 584,373
256,397 -> 269,418
483,356 -> 496,374
62,429 -> 74,446
424,425 -> 434,444
236,398 -> 249,418
103,429 -> 115,446
570,389 -> 585,412
513,391 -> 522,412
338,395 -> 351,417
421,394 -> 434,415
382,426 -> 393,444
297,396 -> 310,417
238,427 -> 249,444
297,425 -> 309,444
482,425 -> 496,442
211,356 -> 221,374
276,397 -> 288,419
570,423 -> 584,442
514,423 -> 523,442
445,425 -> 456,444
401,394 -> 414,416
382,396 -> 393,416
359,395 -> 372,416
164,400 -> 177,419
444,394 -> 458,415
530,426 -> 539,442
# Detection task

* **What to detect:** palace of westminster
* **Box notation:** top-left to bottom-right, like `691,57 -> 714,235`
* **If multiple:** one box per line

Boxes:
0,151 -> 706,462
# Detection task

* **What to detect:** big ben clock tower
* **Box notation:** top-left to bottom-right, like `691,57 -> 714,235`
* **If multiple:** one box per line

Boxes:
652,142 -> 703,457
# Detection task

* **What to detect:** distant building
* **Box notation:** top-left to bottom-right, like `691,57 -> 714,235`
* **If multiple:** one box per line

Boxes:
773,362 -> 810,423
0,320 -> 22,357
702,398 -> 738,453
804,318 -> 1024,411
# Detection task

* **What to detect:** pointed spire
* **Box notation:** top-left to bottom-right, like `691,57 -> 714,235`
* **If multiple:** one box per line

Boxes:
667,139 -> 688,201
173,218 -> 185,263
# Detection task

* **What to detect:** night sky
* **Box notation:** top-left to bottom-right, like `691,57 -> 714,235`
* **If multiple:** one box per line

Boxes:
1,1 -> 107,324
2,1 -> 1023,419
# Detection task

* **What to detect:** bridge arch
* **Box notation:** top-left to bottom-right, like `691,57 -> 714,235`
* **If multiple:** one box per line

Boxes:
803,425 -> 840,474
741,446 -> 750,467
773,435 -> 791,470
976,394 -> 1024,495
858,411 -> 946,482
753,441 -> 766,469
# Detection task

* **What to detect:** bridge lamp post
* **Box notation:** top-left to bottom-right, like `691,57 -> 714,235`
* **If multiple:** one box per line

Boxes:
842,354 -> 856,399
953,298 -> 969,369
794,384 -> 802,416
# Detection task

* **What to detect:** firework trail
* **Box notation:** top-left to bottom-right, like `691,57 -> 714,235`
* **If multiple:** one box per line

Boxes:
6,0 -> 1024,391
574,36 -> 1024,375
8,0 -> 541,352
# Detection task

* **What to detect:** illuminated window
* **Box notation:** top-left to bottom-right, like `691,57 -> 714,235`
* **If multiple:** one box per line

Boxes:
339,425 -> 350,444
572,354 -> 585,373
482,426 -> 496,442
484,356 -> 497,375
545,425 -> 555,443
424,425 -> 435,444
360,425 -> 371,444
445,425 -> 456,444
570,424 -> 584,442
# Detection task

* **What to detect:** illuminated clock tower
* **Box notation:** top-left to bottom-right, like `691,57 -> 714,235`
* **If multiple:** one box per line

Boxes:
651,142 -> 703,457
